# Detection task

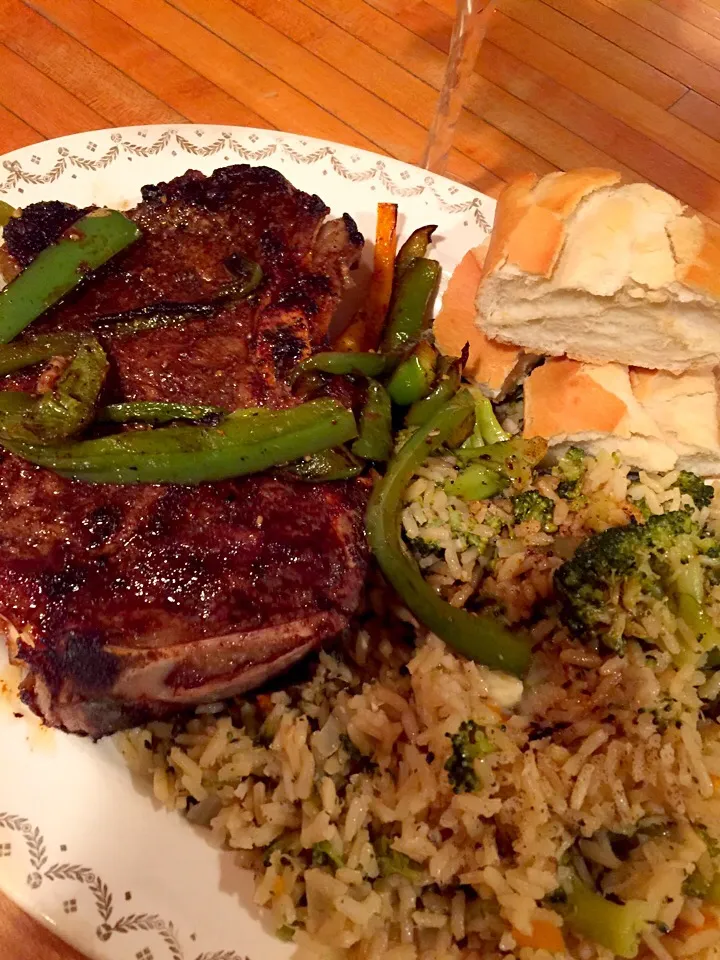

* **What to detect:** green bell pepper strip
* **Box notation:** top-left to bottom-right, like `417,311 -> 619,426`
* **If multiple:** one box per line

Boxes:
0,333 -> 91,376
0,316 -> 234,378
405,356 -> 462,427
352,380 -> 393,461
98,402 -> 226,424
476,394 -> 510,445
445,463 -> 507,501
563,875 -> 649,959
381,258 -> 441,354
0,200 -> 15,228
386,340 -> 438,406
0,259 -> 260,360
289,351 -> 396,383
395,225 -> 436,276
0,338 -> 108,445
1,398 -> 358,485
0,210 -> 140,344
366,387 -> 532,676
92,255 -> 262,326
290,371 -> 327,402
0,390 -> 33,416
285,447 -> 363,481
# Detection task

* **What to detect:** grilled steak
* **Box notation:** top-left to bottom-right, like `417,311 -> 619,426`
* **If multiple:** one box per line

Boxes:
0,165 -> 368,737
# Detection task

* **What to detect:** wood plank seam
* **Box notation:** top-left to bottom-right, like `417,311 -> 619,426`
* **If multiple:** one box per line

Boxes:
484,8 -> 720,183
0,100 -> 43,144
654,0 -> 720,43
299,0 -> 642,180
0,40 -> 110,136
254,0 -> 559,180
17,0 -> 188,124
23,0 -> 272,129
595,0 -> 720,69
166,0 -> 501,190
352,0 -> 648,178
532,0 -> 692,99
545,0 -> 719,78
92,0 -> 378,152
164,0 -> 392,151
355,0 -> 720,218
541,0 -> 720,105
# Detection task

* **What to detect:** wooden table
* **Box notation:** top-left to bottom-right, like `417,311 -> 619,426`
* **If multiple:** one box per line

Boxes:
2,0 -> 720,955
0,895 -> 85,960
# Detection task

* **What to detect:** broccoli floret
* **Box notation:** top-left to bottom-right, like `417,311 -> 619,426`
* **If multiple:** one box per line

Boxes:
646,508 -> 698,544
374,837 -> 424,883
484,513 -> 506,535
562,872 -> 649,958
444,719 -> 495,794
633,497 -> 652,520
673,470 -> 714,510
455,436 -> 548,491
407,535 -> 443,558
684,868 -> 711,899
311,840 -> 344,869
683,829 -> 720,898
512,490 -> 557,532
338,733 -> 377,774
447,507 -> 490,551
554,446 -> 587,500
555,511 -> 720,656
263,831 -> 301,866
445,463 -> 507,501
557,480 -> 580,500
562,446 -> 586,474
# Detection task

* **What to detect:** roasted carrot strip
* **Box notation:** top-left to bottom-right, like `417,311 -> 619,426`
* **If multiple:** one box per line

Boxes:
512,919 -> 566,953
256,693 -> 274,714
336,202 -> 397,351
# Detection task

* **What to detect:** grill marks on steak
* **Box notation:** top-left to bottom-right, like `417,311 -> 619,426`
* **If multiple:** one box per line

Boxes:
11,166 -> 361,407
0,165 -> 368,736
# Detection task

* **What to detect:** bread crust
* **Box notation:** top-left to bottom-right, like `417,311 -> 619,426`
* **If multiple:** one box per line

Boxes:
524,359 -> 720,475
434,243 -> 531,399
476,170 -> 720,372
481,169 -> 621,281
523,359 -> 627,438
676,218 -> 720,299
629,367 -> 720,474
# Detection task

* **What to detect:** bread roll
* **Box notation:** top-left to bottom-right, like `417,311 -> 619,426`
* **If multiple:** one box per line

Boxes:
434,244 -> 536,399
476,169 -> 720,373
523,358 -> 677,472
630,368 -> 720,476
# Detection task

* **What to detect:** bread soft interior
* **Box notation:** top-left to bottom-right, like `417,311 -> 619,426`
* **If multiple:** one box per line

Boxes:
478,182 -> 720,372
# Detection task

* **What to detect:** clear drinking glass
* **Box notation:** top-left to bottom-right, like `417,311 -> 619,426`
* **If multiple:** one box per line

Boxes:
422,0 -> 499,175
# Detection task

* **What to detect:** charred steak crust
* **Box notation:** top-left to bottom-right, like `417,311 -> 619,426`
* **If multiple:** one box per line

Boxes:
0,165 -> 368,737
2,200 -> 93,269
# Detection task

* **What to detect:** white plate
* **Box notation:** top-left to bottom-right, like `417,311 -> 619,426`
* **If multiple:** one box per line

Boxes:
0,125 -> 495,960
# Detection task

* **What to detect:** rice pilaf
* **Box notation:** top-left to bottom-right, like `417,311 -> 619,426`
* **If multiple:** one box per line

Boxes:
119,449 -> 720,960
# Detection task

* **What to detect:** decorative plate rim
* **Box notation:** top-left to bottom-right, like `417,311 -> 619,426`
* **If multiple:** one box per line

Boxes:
0,123 -> 494,232
0,808 -> 249,960
0,123 -> 496,960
